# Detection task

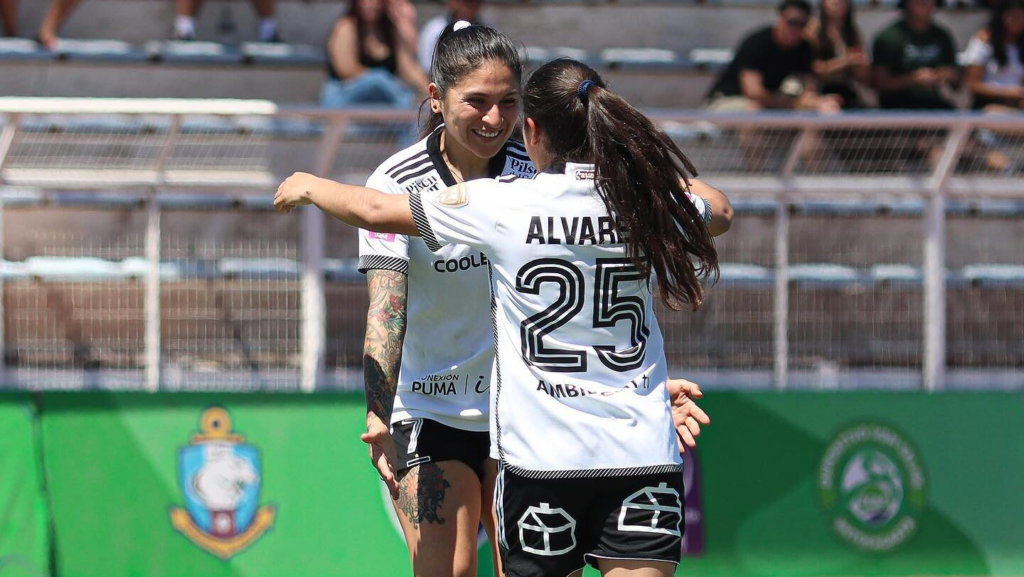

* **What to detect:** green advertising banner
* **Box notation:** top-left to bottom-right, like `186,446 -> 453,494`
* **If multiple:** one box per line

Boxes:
0,395 -> 49,577
665,391 -> 1024,577
37,391 -> 1024,577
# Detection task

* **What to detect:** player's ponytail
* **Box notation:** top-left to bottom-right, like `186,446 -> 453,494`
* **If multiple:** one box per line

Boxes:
420,22 -> 523,138
523,58 -> 719,310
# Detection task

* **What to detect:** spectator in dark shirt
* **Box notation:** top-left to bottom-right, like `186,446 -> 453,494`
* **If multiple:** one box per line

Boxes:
807,0 -> 870,108
706,0 -> 841,112
872,0 -> 960,109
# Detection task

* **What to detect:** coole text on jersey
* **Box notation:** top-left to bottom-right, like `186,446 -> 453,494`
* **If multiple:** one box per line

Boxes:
525,216 -> 630,245
411,374 -> 489,395
433,252 -> 489,273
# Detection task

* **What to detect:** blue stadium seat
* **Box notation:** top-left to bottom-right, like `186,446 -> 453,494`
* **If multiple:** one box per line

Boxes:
0,38 -> 54,62
522,46 -> 591,67
729,198 -> 778,216
49,192 -> 145,209
235,116 -> 324,139
688,48 -> 732,70
158,194 -> 241,210
881,199 -> 927,216
120,257 -> 183,280
870,264 -> 923,284
961,264 -> 1024,286
324,258 -> 362,283
17,115 -> 162,135
718,263 -> 773,285
793,200 -> 884,216
55,39 -> 148,62
661,120 -> 722,142
788,264 -> 864,285
238,196 -> 275,211
217,258 -> 301,280
0,187 -> 46,207
146,41 -> 243,65
599,48 -> 686,71
241,42 -> 325,66
24,256 -> 131,282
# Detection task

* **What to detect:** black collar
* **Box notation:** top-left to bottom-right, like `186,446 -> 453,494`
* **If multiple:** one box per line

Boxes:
426,125 -> 510,187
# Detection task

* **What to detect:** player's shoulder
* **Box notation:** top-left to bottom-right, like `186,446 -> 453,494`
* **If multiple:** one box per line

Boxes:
371,137 -> 433,184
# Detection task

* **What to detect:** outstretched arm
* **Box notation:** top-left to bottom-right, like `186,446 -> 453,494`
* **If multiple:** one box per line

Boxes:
689,178 -> 733,236
360,269 -> 409,500
275,172 -> 419,235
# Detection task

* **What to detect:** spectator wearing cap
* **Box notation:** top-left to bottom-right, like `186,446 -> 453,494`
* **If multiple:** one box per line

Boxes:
705,0 -> 842,113
872,0 -> 960,109
418,0 -> 489,71
964,0 -> 1024,110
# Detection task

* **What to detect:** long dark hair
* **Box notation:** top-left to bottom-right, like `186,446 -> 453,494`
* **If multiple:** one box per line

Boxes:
346,0 -> 396,61
990,0 -> 1024,67
523,59 -> 719,310
819,0 -> 861,51
420,22 -> 522,138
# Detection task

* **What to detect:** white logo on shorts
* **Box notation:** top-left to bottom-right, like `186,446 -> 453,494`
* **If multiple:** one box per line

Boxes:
517,503 -> 576,556
617,482 -> 682,536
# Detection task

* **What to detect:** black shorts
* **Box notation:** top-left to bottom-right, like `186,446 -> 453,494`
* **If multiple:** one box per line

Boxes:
391,418 -> 491,480
495,465 -> 684,577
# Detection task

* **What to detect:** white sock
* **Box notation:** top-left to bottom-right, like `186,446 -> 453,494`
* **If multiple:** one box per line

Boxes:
257,18 -> 278,42
174,16 -> 196,38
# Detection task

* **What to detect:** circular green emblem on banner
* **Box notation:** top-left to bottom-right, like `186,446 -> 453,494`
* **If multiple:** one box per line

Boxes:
818,423 -> 926,552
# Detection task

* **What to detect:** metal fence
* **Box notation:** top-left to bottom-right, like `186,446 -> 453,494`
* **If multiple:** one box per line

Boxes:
0,98 -> 1021,391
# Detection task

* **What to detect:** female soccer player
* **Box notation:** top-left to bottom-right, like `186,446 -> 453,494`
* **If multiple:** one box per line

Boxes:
277,57 -> 731,577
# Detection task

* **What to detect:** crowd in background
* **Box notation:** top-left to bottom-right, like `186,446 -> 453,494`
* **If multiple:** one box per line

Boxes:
0,0 -> 1020,113
708,0 -> 1024,112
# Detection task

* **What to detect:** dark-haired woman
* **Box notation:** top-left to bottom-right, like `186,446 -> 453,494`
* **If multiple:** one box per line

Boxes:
965,0 -> 1024,110
322,0 -> 429,108
807,0 -> 869,108
276,57 -> 732,577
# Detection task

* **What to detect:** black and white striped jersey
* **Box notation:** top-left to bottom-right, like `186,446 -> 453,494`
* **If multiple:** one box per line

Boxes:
410,163 -> 712,478
359,125 -> 536,432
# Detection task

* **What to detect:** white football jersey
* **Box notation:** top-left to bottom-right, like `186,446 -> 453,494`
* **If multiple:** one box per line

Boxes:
410,163 -> 712,478
359,126 -> 536,431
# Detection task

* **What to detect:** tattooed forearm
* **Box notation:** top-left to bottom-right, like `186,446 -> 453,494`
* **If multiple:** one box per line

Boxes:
396,463 -> 452,529
364,269 -> 408,424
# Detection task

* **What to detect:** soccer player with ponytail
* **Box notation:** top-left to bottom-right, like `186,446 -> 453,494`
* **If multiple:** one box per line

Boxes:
277,57 -> 732,577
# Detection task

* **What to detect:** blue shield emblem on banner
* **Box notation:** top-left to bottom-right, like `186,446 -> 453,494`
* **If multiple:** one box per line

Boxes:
170,407 -> 275,559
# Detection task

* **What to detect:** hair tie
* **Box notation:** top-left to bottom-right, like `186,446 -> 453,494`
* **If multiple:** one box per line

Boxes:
577,80 -> 596,101
453,20 -> 472,31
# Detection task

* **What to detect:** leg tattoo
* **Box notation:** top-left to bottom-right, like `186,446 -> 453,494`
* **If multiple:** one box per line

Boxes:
396,463 -> 452,530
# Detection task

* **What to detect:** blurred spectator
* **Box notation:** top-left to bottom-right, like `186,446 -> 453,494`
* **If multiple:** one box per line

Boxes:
705,0 -> 841,113
173,0 -> 279,42
964,0 -> 1024,110
37,0 -> 77,49
872,0 -> 959,109
418,0 -> 488,71
322,0 -> 429,108
1,0 -> 16,37
807,0 -> 870,108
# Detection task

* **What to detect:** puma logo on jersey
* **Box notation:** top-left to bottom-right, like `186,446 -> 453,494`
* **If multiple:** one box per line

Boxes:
436,183 -> 468,208
411,380 -> 459,395
525,216 -> 628,246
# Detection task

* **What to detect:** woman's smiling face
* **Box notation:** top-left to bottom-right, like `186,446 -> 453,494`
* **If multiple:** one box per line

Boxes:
433,59 -> 522,161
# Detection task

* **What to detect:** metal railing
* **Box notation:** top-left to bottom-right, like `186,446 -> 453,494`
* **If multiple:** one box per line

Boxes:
0,98 -> 1021,391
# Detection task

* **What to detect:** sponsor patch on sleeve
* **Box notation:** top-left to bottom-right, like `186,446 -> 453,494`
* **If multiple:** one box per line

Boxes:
366,231 -> 396,242
436,183 -> 469,208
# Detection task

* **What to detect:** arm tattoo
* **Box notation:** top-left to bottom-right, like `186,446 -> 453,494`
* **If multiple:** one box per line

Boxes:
396,463 -> 452,529
363,269 -> 408,424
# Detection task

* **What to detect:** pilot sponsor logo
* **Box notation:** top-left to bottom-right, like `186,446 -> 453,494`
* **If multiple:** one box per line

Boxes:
509,157 -> 535,176
169,407 -> 276,559
433,253 -> 489,273
405,174 -> 440,194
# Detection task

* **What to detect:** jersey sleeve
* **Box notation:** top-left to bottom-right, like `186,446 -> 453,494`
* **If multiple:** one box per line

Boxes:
685,191 -> 713,226
358,169 -> 411,275
409,180 -> 503,254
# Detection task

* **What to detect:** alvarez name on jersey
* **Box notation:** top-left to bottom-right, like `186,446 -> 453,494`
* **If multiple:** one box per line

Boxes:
359,125 -> 536,432
409,163 -> 712,478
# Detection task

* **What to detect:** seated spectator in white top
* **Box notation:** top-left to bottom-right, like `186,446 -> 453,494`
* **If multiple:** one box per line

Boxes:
418,0 -> 489,71
964,0 -> 1024,110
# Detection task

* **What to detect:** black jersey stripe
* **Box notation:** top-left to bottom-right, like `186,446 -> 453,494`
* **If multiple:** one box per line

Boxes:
391,158 -> 434,182
489,261 -> 506,462
497,175 -> 519,183
506,150 -> 530,162
395,163 -> 438,185
501,462 -> 683,480
701,197 -> 713,226
409,191 -> 442,252
386,150 -> 430,178
358,255 -> 409,275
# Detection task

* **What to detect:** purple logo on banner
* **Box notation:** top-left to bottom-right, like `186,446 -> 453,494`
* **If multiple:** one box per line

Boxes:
681,450 -> 705,556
